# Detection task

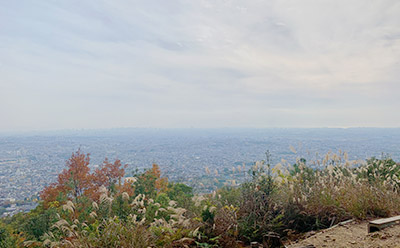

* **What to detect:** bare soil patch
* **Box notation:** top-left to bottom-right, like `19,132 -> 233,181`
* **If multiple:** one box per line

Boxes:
286,220 -> 400,248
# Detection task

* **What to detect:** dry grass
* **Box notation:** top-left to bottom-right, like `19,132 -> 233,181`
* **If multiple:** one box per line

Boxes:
21,152 -> 400,248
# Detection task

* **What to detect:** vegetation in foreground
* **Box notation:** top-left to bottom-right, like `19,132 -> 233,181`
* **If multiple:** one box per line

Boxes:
1,150 -> 400,247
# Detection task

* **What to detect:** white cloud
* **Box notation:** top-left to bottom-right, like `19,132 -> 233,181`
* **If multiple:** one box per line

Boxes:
0,0 -> 399,130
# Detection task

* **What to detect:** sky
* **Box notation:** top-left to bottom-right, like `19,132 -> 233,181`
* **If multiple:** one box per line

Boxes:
1,0 -> 400,131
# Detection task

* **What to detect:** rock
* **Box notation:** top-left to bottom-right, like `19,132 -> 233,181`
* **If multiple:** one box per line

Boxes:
250,241 -> 260,248
263,232 -> 284,247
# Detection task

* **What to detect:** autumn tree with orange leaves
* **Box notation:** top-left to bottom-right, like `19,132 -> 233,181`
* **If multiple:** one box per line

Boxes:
94,158 -> 126,189
152,164 -> 168,192
40,150 -> 127,208
40,150 -> 171,209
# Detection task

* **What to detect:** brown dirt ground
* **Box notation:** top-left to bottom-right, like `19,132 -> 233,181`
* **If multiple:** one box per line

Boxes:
285,220 -> 400,248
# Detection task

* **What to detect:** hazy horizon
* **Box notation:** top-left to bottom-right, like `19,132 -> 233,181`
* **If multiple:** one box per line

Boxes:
1,126 -> 400,136
1,124 -> 400,135
1,1 -> 400,131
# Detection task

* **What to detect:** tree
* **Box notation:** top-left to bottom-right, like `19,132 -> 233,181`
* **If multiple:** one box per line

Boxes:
41,150 -> 129,207
41,150 -> 92,207
61,150 -> 92,198
91,158 -> 127,198
133,164 -> 169,198
151,164 -> 168,193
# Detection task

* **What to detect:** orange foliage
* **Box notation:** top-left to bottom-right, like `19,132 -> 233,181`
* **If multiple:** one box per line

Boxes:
60,150 -> 92,198
118,181 -> 136,196
41,151 -> 170,209
150,164 -> 169,193
40,150 -> 127,207
155,177 -> 168,193
94,158 -> 126,187
40,183 -> 64,208
41,150 -> 92,207
151,163 -> 161,178
90,158 -> 127,199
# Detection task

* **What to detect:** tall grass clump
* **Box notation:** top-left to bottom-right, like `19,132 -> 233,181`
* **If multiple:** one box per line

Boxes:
274,154 -> 400,230
28,190 -> 201,248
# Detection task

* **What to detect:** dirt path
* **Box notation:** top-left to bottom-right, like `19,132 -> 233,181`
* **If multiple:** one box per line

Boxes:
286,220 -> 400,248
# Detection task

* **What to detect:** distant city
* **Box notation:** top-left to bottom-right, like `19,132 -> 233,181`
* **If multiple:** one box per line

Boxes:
1,128 -> 399,216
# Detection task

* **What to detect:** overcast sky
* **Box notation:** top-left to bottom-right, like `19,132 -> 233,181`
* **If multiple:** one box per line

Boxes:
1,0 -> 399,131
